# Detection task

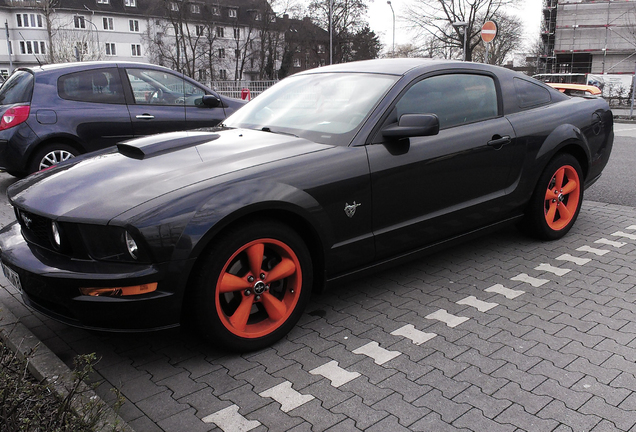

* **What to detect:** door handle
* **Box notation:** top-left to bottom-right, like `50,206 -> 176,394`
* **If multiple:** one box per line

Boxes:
487,135 -> 511,149
136,114 -> 155,120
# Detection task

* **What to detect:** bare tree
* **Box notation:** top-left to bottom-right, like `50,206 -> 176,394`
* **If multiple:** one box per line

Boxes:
402,0 -> 518,62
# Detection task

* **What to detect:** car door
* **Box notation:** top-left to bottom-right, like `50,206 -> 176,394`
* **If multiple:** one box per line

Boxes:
123,67 -> 187,137
366,72 -> 522,259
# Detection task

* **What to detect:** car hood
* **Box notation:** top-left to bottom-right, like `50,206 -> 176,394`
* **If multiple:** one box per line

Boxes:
8,129 -> 331,222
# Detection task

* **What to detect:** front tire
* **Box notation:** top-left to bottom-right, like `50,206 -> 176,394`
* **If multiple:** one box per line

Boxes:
193,221 -> 313,352
523,153 -> 583,240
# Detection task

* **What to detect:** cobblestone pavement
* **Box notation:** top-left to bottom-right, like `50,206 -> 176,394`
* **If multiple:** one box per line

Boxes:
2,189 -> 636,431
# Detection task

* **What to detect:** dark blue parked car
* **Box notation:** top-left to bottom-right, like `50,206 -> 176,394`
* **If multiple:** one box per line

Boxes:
0,61 -> 245,176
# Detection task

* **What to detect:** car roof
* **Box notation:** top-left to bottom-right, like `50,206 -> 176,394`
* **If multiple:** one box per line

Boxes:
18,61 -> 176,75
297,58 -> 500,77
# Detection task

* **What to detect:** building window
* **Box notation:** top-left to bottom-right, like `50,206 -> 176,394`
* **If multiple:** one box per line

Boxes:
228,8 -> 237,18
76,42 -> 88,56
97,0 -> 109,4
235,49 -> 240,57
216,26 -> 224,38
198,69 -> 207,81
74,16 -> 86,29
218,48 -> 225,58
211,6 -> 220,15
103,17 -> 114,30
169,2 -> 179,11
254,12 -> 262,21
317,44 -> 325,54
191,4 -> 200,13
219,69 -> 227,80
234,28 -> 240,39
195,25 -> 204,36
129,19 -> 139,32
16,13 -> 43,28
0,70 -> 8,79
293,58 -> 301,67
105,42 -> 116,56
269,14 -> 276,22
19,40 -> 46,55
131,44 -> 142,56
124,0 -> 136,7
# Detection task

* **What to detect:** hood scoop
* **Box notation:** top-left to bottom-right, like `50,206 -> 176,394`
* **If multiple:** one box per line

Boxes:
117,132 -> 220,159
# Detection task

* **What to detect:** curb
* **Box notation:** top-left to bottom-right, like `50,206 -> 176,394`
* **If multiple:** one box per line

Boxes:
0,300 -> 135,432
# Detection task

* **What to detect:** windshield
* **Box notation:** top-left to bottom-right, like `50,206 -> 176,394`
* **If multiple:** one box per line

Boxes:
0,70 -> 34,105
223,72 -> 398,145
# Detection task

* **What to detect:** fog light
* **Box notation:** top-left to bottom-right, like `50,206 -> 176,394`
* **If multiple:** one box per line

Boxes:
125,231 -> 138,260
79,282 -> 158,297
51,221 -> 62,249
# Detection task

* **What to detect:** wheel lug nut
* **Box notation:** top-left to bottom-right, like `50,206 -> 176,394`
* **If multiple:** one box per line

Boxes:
255,295 -> 261,301
244,289 -> 252,296
260,273 -> 266,280
247,276 -> 254,283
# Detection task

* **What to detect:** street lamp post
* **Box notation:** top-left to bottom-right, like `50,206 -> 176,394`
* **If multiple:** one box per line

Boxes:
452,21 -> 467,61
329,0 -> 333,65
387,1 -> 395,57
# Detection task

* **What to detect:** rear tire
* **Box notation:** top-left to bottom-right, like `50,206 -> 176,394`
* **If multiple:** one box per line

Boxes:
522,153 -> 583,240
29,143 -> 78,174
192,220 -> 313,352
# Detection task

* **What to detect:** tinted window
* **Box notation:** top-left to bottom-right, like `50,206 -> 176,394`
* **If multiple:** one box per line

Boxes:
0,70 -> 34,104
514,78 -> 551,108
58,68 -> 125,104
397,74 -> 498,129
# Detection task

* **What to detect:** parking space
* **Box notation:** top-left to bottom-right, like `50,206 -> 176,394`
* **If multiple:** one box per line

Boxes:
2,181 -> 636,430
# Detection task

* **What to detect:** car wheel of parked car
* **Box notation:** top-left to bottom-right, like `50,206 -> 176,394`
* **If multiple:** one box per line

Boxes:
193,220 -> 313,352
29,144 -> 79,173
525,153 -> 583,240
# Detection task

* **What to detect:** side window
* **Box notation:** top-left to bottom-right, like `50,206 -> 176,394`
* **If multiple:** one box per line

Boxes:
183,81 -> 207,107
514,78 -> 551,108
58,68 -> 125,104
396,74 -> 498,129
126,68 -> 185,105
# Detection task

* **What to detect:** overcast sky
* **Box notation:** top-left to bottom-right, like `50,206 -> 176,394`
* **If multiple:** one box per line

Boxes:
367,0 -> 543,54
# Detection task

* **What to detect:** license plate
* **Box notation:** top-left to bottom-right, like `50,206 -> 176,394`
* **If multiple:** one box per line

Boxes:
2,262 -> 22,293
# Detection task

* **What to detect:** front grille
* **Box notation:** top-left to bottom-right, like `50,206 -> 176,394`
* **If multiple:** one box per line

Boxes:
16,209 -> 53,250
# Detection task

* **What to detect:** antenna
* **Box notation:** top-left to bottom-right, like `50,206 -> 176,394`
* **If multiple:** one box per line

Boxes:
18,31 -> 42,67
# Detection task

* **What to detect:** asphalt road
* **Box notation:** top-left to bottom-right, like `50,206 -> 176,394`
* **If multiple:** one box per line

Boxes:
585,124 -> 636,207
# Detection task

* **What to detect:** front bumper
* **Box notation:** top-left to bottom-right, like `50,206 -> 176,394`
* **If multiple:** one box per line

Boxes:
0,221 -> 190,331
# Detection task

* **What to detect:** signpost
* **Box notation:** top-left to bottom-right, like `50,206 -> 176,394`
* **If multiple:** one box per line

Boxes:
481,20 -> 497,64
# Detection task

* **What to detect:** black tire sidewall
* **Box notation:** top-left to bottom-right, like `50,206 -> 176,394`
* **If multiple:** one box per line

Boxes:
193,220 -> 313,352
526,153 -> 584,240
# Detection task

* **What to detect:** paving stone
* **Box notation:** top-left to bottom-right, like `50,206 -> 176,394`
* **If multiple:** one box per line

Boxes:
590,419 -> 623,432
347,356 -> 398,384
525,342 -> 577,368
589,324 -> 636,346
372,392 -> 430,427
274,363 -> 323,391
455,348 -> 505,374
567,357 -> 621,385
423,336 -> 471,361
491,363 -> 547,391
488,316 -> 534,337
156,370 -> 207,400
244,347 -> 296,374
135,389 -> 190,422
197,367 -> 248,396
244,401 -> 304,432
601,354 -> 636,377
410,412 -> 471,432
377,372 -> 431,403
453,407 -> 516,432
365,415 -> 412,432
414,368 -> 470,399
596,339 -> 636,362
492,381 -> 552,415
453,385 -> 511,419
117,373 -> 167,404
413,388 -> 471,423
127,415 -> 165,432
310,360 -> 360,388
301,378 -> 354,410
352,341 -> 401,365
259,380 -> 314,412
579,396 -> 636,431
419,351 -> 469,379
286,398 -> 347,432
330,395 -> 389,429
339,375 -> 393,406
495,403 -> 559,432
453,365 -> 508,395
572,376 -> 630,407
488,330 -> 538,354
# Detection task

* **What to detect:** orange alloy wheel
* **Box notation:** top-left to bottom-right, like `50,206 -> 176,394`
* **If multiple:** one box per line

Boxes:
543,165 -> 581,231
214,238 -> 302,338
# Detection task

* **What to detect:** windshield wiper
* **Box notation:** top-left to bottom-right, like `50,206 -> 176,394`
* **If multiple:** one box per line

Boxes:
261,127 -> 298,137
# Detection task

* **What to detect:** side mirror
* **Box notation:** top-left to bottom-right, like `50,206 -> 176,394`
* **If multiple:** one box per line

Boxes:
381,113 -> 440,138
201,94 -> 222,108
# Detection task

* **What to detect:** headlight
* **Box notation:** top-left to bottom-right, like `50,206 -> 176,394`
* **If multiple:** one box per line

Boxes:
78,225 -> 150,263
51,221 -> 62,249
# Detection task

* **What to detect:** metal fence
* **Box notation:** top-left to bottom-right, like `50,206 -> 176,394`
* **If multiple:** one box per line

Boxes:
211,80 -> 278,100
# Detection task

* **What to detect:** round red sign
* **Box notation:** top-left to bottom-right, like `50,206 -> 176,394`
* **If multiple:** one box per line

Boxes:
481,21 -> 497,43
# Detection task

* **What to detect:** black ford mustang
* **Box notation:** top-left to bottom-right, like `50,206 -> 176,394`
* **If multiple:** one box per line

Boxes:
0,59 -> 613,351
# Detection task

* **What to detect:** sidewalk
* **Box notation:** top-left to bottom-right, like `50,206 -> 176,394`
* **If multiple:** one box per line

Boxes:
2,200 -> 636,431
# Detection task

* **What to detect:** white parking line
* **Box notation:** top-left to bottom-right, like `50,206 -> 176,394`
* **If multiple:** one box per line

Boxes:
425,309 -> 470,327
352,341 -> 401,365
535,263 -> 571,276
576,245 -> 610,256
202,405 -> 261,431
259,381 -> 314,412
612,231 -> 636,241
391,324 -> 437,345
595,238 -> 627,248
310,361 -> 360,387
456,296 -> 498,312
485,284 -> 525,299
556,254 -> 591,265
511,273 -> 550,287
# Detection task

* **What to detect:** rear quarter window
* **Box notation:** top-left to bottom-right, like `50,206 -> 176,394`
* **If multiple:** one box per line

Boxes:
58,69 -> 125,104
514,78 -> 551,108
0,70 -> 34,105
